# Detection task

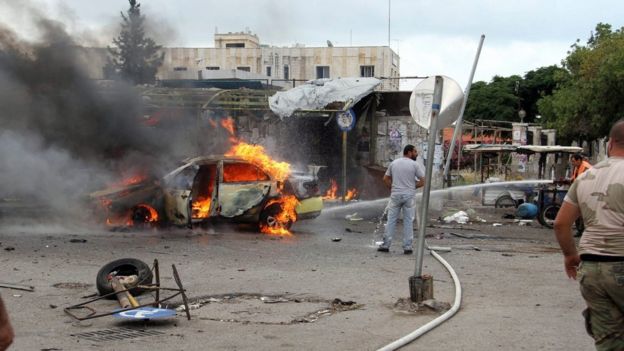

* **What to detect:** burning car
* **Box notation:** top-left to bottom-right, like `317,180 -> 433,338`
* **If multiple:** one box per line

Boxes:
90,155 -> 323,235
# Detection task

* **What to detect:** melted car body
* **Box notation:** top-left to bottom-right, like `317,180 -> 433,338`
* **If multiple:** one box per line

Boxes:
90,156 -> 323,230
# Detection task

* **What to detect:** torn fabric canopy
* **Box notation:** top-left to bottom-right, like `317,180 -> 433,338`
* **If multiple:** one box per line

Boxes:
268,77 -> 381,118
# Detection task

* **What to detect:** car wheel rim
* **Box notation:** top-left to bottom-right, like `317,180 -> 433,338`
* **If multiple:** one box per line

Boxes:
266,215 -> 278,227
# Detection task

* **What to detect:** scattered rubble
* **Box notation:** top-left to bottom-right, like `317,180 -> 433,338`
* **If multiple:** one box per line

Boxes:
393,297 -> 451,314
443,211 -> 469,224
345,213 -> 363,221
53,282 -> 92,289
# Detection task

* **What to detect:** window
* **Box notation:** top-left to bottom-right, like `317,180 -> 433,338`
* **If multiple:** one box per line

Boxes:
283,65 -> 289,80
237,66 -> 251,72
223,163 -> 270,183
226,43 -> 245,48
266,66 -> 272,77
168,164 -> 198,189
205,66 -> 220,70
360,65 -> 375,77
173,67 -> 187,71
316,66 -> 330,79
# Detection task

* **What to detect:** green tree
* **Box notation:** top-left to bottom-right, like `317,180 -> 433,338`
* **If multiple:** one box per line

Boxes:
520,65 -> 568,123
464,67 -> 566,124
464,75 -> 521,122
538,23 -> 624,141
108,0 -> 163,84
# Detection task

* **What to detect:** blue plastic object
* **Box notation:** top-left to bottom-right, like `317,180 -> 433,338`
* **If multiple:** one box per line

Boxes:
516,202 -> 538,219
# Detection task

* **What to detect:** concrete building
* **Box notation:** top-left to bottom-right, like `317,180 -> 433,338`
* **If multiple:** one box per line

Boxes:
85,30 -> 401,91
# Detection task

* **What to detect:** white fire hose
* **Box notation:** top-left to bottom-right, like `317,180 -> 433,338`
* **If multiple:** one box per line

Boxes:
377,245 -> 462,351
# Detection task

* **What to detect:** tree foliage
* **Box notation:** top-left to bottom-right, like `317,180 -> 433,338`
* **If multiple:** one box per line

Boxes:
464,76 -> 520,122
464,67 -> 565,124
107,0 -> 163,84
539,23 -> 624,141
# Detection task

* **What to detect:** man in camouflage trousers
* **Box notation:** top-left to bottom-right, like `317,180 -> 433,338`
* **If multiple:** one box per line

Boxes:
554,119 -> 624,350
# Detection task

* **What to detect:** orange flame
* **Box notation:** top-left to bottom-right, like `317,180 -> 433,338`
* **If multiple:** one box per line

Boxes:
192,197 -> 212,219
111,173 -> 147,188
260,195 -> 299,236
225,143 -> 291,182
221,117 -> 236,135
323,179 -> 358,201
103,203 -> 158,227
215,116 -> 297,236
323,179 -> 338,199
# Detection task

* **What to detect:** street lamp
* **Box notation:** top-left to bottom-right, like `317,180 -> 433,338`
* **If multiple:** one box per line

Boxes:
518,109 -> 526,124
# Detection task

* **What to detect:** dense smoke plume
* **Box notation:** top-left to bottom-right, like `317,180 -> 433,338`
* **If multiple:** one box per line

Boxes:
0,10 -> 171,221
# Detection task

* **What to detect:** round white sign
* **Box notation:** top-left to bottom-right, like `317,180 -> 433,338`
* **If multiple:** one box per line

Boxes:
336,109 -> 356,131
409,76 -> 464,130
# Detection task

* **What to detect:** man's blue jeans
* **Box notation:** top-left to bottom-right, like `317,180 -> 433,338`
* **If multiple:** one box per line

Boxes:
381,193 -> 416,250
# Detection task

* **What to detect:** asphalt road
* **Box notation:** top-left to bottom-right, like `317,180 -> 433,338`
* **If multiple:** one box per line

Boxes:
0,200 -> 594,350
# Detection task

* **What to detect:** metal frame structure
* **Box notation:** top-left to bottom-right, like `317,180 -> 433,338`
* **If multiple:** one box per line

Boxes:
64,259 -> 191,321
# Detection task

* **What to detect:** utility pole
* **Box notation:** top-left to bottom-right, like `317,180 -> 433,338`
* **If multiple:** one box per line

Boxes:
388,0 -> 391,47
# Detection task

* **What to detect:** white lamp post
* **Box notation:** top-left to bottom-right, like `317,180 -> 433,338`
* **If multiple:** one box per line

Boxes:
518,109 -> 526,123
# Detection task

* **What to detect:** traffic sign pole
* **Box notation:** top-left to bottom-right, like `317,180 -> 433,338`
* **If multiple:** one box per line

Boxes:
410,76 -> 443,302
336,109 -> 356,202
342,131 -> 347,202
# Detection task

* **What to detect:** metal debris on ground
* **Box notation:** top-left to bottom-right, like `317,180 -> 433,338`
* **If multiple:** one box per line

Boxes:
0,282 -> 35,292
64,259 -> 191,322
422,299 -> 452,312
71,327 -> 164,342
345,213 -> 363,221
53,282 -> 92,290
175,303 -> 201,312
393,297 -> 450,314
345,228 -> 363,233
492,223 -> 503,227
331,237 -> 342,242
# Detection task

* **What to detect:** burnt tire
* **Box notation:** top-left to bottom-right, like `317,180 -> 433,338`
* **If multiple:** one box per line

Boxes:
259,203 -> 293,231
495,195 -> 516,208
96,258 -> 153,299
538,204 -> 560,228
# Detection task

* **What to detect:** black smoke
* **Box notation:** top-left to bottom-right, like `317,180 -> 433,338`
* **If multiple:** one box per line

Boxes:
0,12 -> 168,220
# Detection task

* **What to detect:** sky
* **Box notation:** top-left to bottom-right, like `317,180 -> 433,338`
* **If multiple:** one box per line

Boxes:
1,0 -> 623,90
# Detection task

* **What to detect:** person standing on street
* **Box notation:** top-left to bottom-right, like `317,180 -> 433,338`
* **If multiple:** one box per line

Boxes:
0,295 -> 13,351
378,145 -> 425,254
570,153 -> 593,182
569,153 -> 592,237
554,120 -> 624,351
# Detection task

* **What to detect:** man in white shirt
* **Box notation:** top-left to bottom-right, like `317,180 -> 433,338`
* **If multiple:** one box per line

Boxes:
378,145 -> 425,254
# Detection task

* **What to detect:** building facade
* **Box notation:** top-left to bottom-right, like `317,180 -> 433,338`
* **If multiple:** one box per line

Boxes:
86,31 -> 401,91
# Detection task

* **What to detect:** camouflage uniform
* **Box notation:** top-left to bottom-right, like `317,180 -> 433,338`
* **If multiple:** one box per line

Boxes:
565,157 -> 624,350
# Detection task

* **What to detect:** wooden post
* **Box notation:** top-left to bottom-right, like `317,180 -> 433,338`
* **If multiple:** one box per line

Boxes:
110,276 -> 132,309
